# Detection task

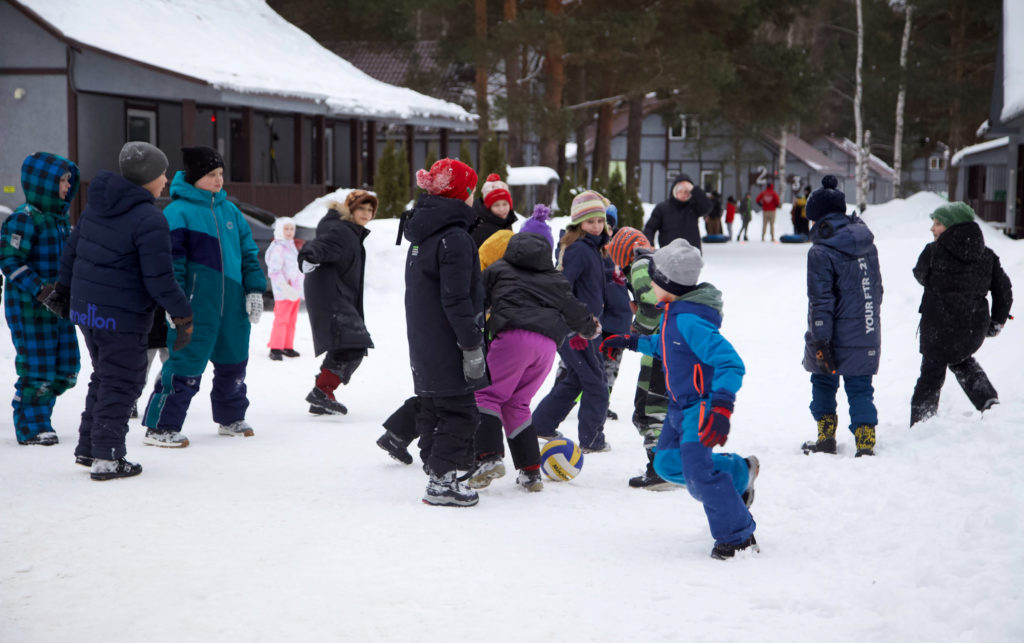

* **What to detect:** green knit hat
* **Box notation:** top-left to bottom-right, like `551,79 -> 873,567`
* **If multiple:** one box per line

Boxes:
931,202 -> 976,228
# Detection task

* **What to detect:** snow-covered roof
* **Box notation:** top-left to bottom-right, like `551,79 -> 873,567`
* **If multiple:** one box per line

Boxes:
825,137 -> 899,179
506,166 -> 560,186
950,136 -> 1009,167
1001,0 -> 1024,123
770,136 -> 843,173
14,0 -> 473,125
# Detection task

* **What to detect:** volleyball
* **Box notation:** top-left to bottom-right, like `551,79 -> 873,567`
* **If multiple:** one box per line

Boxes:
540,438 -> 584,481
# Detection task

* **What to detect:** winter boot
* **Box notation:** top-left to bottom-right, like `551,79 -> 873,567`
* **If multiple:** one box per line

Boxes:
129,403 -> 139,419
218,420 -> 255,437
18,431 -> 59,446
741,456 -> 759,508
465,456 -> 507,490
423,468 -> 479,507
854,424 -> 876,457
142,429 -> 189,448
629,450 -> 673,491
306,387 -> 348,415
802,414 -> 837,455
376,430 -> 413,465
607,408 -> 619,421
282,349 -> 300,358
711,534 -> 760,560
516,468 -> 544,492
269,349 -> 284,361
75,455 -> 94,467
90,457 -> 143,481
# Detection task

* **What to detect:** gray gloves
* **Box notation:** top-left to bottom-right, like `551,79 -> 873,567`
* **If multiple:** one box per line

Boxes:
462,346 -> 486,382
246,292 -> 264,324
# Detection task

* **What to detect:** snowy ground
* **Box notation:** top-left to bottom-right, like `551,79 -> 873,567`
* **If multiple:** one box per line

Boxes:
2,193 -> 1023,642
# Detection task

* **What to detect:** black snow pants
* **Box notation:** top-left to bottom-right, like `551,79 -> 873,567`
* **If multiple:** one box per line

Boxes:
910,355 -> 998,426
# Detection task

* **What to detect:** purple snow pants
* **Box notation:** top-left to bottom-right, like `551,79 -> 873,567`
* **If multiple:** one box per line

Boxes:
475,329 -> 557,438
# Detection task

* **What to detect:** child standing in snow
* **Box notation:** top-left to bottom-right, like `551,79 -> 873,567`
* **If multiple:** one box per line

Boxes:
909,202 -> 1012,426
532,190 -> 611,452
0,152 -> 81,446
265,217 -> 304,361
724,196 -> 737,240
600,205 -> 632,421
405,159 -> 488,507
141,146 -> 267,447
465,206 -> 600,492
737,193 -> 752,242
471,173 -> 517,246
601,239 -> 759,559
799,175 -> 882,457
298,191 -> 376,415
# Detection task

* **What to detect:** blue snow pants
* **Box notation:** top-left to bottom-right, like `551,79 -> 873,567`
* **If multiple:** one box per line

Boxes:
531,338 -> 608,449
75,328 -> 148,460
653,401 -> 755,546
809,373 -> 877,431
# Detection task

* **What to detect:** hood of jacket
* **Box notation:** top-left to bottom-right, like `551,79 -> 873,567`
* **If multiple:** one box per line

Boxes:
811,212 -> 875,257
168,170 -> 226,206
669,173 -> 695,204
678,282 -> 724,315
84,171 -> 154,219
404,193 -> 475,244
503,231 -> 556,272
936,221 -> 985,263
20,152 -> 79,216
273,216 -> 297,240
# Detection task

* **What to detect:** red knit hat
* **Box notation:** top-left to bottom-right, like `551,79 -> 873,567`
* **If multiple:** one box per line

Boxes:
415,158 -> 478,200
484,186 -> 513,210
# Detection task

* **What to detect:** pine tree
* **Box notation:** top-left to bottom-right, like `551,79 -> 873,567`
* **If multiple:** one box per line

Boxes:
459,139 -> 474,168
478,134 -> 507,190
424,142 -> 438,171
606,167 -> 644,229
375,140 -> 405,219
556,175 -> 580,216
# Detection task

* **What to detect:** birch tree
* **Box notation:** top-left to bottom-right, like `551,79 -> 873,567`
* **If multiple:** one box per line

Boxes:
854,0 -> 867,211
892,2 -> 913,197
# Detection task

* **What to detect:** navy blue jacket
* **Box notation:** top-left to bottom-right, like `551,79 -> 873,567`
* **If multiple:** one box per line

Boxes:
802,211 -> 882,376
560,232 -> 607,318
404,193 -> 487,397
601,257 -> 633,334
59,171 -> 191,334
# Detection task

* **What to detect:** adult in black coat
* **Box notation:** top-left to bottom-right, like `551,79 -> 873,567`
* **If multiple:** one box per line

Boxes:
406,158 -> 488,506
910,203 -> 1013,426
643,173 -> 712,251
298,190 -> 376,415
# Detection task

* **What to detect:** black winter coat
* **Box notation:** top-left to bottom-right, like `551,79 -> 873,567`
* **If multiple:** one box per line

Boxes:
298,213 -> 373,356
404,193 -> 487,397
643,173 -> 712,250
470,200 -> 518,247
484,232 -> 597,346
58,171 -> 191,334
803,211 -> 883,376
913,221 -> 1012,364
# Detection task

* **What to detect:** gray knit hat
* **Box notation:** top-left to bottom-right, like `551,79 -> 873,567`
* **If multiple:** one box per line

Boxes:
119,142 -> 168,186
650,238 -> 704,295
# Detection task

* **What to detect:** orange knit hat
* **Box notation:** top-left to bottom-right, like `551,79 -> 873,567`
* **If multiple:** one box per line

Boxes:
606,226 -> 651,269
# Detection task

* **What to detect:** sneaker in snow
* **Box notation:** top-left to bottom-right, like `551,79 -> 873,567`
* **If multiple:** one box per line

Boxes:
581,442 -> 611,454
376,431 -> 413,465
91,457 -> 143,481
306,387 -> 348,415
628,471 -> 674,491
142,429 -> 189,448
18,432 -> 59,446
536,430 -> 564,442
711,534 -> 759,560
516,469 -> 544,492
423,469 -> 479,507
465,457 -> 506,489
75,455 -> 94,467
218,420 -> 254,437
741,456 -> 759,508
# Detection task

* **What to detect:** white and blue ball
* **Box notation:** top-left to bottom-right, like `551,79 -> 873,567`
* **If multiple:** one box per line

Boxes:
540,438 -> 584,481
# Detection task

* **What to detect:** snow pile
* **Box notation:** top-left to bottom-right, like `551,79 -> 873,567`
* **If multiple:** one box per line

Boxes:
1001,0 -> 1024,123
16,0 -> 472,123
951,137 -> 1009,167
1,193 -> 1023,642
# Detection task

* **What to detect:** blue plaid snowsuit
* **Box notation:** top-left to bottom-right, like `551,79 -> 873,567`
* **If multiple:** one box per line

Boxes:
0,153 -> 81,443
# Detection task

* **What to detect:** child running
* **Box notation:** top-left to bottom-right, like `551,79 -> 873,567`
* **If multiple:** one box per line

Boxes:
532,190 -> 611,452
465,206 -> 600,492
601,239 -> 760,559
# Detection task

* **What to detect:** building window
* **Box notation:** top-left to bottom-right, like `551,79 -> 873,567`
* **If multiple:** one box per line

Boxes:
668,115 -> 700,140
700,170 -> 721,195
928,155 -> 947,171
126,107 -> 157,144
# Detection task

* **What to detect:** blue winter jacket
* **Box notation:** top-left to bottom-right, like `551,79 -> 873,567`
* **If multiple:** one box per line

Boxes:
637,284 -> 745,410
560,232 -> 607,318
601,256 -> 633,334
803,211 -> 882,376
59,171 -> 191,334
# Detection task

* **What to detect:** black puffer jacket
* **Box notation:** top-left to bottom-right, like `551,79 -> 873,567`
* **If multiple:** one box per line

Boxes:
913,221 -> 1012,363
404,193 -> 487,397
484,232 -> 597,346
298,211 -> 373,356
642,172 -> 712,250
470,200 -> 518,247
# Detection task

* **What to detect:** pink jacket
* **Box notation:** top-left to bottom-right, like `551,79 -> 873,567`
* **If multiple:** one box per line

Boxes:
265,218 -> 304,301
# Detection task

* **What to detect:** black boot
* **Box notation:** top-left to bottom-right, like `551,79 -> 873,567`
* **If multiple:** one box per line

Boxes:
376,430 -> 413,465
802,414 -> 837,454
628,450 -> 673,491
711,534 -> 759,560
